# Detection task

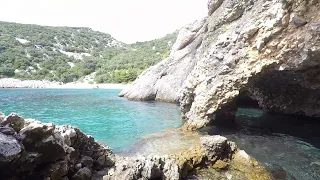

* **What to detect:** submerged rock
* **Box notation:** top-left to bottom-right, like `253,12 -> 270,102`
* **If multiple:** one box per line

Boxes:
120,0 -> 320,130
119,129 -> 201,157
104,133 -> 271,180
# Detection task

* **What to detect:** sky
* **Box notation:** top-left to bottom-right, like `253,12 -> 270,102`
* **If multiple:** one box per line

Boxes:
0,0 -> 208,43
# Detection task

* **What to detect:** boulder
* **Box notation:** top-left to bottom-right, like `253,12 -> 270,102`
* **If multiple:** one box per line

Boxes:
162,158 -> 180,180
72,167 -> 92,180
80,156 -> 93,167
36,135 -> 66,162
17,152 -> 42,173
140,158 -> 162,179
200,135 -> 229,160
58,126 -> 77,146
97,154 -> 114,167
0,126 -> 16,136
0,133 -> 22,163
1,113 -> 25,131
44,159 -> 69,180
19,122 -> 55,147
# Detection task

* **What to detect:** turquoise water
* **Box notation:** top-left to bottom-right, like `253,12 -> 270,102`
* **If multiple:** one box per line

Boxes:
0,89 -> 182,152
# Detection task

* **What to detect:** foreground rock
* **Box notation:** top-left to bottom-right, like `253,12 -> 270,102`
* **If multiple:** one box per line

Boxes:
120,0 -> 320,129
0,113 -> 115,180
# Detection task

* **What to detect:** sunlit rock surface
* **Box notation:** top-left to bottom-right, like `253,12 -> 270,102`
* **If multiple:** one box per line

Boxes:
119,19 -> 206,102
120,0 -> 320,130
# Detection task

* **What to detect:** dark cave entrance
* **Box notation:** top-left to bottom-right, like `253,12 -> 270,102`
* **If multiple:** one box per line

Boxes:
208,90 -> 261,127
206,68 -> 320,147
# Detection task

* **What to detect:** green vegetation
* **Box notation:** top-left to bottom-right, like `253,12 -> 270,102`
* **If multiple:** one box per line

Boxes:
95,33 -> 177,83
0,21 -> 177,83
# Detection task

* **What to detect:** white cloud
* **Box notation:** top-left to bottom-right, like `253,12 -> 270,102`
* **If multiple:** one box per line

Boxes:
0,0 -> 207,43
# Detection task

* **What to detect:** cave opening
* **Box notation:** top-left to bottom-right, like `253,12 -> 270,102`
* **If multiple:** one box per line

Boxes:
201,86 -> 320,179
205,68 -> 320,149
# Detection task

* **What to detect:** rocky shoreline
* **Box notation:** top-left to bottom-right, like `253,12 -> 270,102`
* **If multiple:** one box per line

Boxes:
0,78 -> 128,89
0,78 -> 56,88
0,112 -> 271,180
0,112 -> 115,180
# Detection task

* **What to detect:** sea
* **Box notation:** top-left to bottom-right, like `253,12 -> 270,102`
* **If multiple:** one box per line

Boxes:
0,89 -> 319,180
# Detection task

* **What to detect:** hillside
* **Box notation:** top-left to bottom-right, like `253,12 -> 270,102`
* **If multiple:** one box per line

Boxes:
0,21 -> 177,83
94,32 -> 177,83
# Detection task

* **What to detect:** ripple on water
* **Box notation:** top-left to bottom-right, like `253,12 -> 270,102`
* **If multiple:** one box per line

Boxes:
0,89 -> 183,152
117,128 -> 201,157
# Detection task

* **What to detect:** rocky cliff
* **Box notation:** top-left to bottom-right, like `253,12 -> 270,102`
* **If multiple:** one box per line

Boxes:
120,0 -> 320,130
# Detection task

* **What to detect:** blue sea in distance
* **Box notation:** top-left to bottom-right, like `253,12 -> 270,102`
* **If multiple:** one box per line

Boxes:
0,89 -> 182,152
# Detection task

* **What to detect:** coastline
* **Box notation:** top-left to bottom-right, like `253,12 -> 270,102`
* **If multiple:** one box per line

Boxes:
48,83 -> 129,89
0,78 -> 129,89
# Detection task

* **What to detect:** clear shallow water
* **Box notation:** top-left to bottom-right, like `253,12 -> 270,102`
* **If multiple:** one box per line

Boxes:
0,89 -> 182,152
118,129 -> 201,157
202,108 -> 320,180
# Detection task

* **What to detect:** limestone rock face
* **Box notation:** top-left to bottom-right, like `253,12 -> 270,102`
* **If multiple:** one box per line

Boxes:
120,0 -> 320,129
119,19 -> 207,102
181,0 -> 320,129
0,113 -> 115,180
